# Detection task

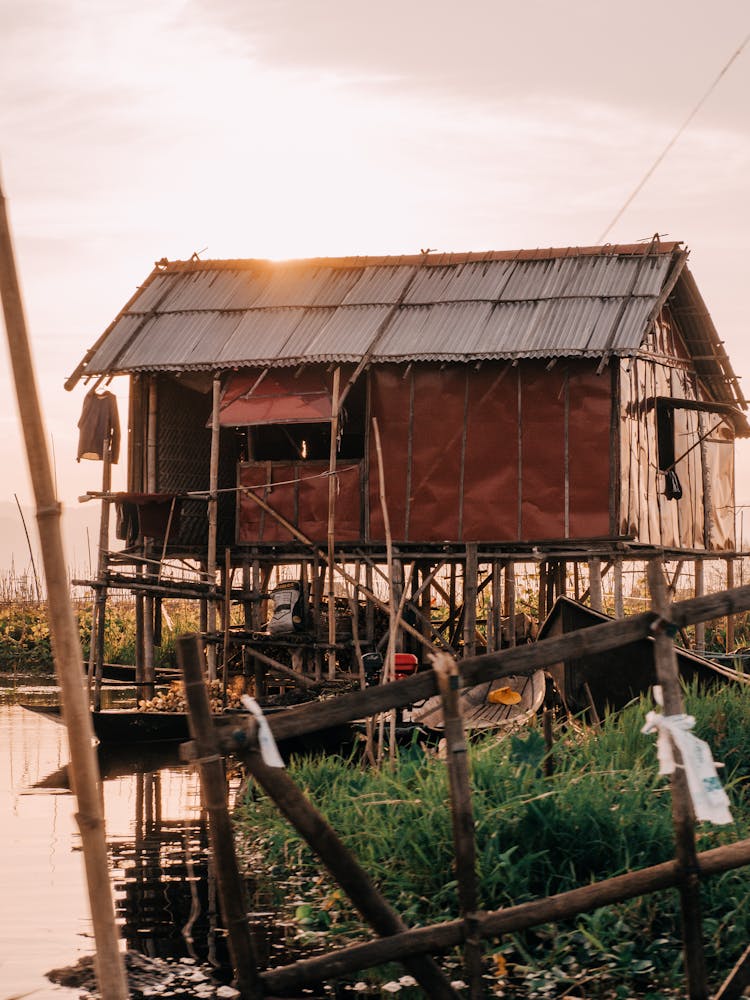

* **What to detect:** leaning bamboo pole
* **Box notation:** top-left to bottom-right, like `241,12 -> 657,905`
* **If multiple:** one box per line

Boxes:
0,184 -> 128,997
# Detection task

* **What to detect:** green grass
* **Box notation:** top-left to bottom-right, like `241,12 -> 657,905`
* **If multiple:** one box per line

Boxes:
234,683 -> 750,996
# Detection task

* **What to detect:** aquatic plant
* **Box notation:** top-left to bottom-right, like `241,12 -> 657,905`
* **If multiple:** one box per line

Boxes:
235,684 -> 750,996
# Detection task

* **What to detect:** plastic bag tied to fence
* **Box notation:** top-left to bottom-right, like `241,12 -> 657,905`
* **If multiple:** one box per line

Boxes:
241,695 -> 285,768
641,686 -> 733,826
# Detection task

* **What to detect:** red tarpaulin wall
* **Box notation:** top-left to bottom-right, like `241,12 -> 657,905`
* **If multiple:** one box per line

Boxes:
235,361 -> 612,546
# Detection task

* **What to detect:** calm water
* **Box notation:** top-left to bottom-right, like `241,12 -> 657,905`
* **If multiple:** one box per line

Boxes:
0,683 -> 240,998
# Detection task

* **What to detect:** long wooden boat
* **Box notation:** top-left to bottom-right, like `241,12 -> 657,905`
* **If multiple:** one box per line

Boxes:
538,596 -> 748,717
22,702 -> 352,754
409,670 -> 546,733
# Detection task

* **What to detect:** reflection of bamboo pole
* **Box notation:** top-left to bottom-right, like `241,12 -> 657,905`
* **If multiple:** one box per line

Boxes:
0,182 -> 128,998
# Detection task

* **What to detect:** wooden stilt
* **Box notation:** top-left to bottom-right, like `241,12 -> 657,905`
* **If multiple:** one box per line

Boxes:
207,375 -> 221,680
505,561 -> 516,647
463,544 -> 478,658
327,367 -> 341,679
613,558 -> 624,618
177,636 -> 263,999
538,559 -> 548,622
433,652 -> 484,998
91,434 -> 113,711
490,559 -> 502,652
647,559 -> 708,1000
694,559 -> 705,651
588,557 -> 604,612
0,179 -> 128,1000
726,557 -> 735,653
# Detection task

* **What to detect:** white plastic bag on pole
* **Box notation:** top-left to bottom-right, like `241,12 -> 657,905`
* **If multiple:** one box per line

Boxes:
642,687 -> 732,826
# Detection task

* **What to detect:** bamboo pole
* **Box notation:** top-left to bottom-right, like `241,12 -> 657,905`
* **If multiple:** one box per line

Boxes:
714,944 -> 750,1000
647,559 -> 707,1000
0,181 -> 128,999
92,434 -> 112,711
260,837 -> 750,993
613,557 -> 624,618
177,636 -> 263,999
327,367 -> 341,679
433,653 -> 483,998
726,557 -> 735,653
207,375 -> 221,680
463,544 -> 478,657
694,559 -> 705,651
588,557 -> 604,612
242,749 -> 461,999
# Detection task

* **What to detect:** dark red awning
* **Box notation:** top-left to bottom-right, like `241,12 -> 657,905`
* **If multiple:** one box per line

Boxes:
218,370 -> 332,426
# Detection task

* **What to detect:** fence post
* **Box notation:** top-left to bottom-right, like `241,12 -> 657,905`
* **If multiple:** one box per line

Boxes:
647,559 -> 708,1000
177,635 -> 264,1000
433,652 -> 484,998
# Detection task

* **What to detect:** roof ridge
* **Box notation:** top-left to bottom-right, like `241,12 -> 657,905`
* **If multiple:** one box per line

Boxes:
156,242 -> 683,273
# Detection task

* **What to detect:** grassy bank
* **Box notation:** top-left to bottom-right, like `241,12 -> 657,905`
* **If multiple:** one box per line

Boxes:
235,683 -> 750,997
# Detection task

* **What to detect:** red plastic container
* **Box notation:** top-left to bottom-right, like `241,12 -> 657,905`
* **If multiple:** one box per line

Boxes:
394,653 -> 418,679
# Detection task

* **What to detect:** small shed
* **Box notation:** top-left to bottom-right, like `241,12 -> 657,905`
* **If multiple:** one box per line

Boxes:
68,240 -> 747,681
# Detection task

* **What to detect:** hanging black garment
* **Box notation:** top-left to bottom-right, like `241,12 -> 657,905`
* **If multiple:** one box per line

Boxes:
77,389 -> 121,462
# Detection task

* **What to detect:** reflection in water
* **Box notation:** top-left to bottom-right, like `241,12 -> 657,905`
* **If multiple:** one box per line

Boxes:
1,683 -> 345,998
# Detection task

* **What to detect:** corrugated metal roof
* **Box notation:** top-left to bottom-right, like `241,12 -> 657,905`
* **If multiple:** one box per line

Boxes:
68,243 -> 743,408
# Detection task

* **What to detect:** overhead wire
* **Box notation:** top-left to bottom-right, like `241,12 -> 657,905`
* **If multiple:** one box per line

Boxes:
597,29 -> 750,243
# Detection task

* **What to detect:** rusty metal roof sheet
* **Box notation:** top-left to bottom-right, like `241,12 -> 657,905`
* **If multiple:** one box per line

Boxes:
69,242 -> 743,408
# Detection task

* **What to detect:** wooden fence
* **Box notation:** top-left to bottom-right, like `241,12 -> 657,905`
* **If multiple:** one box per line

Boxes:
177,566 -> 750,1000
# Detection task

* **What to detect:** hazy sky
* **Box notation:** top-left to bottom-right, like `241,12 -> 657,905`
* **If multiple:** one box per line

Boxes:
1,1 -> 748,523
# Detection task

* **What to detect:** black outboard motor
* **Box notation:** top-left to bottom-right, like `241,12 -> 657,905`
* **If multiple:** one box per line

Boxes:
362,651 -> 383,686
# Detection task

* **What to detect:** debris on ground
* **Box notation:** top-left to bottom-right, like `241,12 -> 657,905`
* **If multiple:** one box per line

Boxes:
47,952 -> 240,999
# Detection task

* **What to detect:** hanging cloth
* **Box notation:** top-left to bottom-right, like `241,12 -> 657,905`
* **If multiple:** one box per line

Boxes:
77,389 -> 121,463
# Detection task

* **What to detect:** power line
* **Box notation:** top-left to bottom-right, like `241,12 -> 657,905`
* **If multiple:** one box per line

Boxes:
597,29 -> 750,244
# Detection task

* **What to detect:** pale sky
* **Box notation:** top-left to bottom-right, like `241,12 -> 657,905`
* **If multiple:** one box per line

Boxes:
1,1 -> 748,532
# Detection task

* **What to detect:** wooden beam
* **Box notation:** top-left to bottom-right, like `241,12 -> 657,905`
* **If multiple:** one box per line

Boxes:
207,375 -> 221,680
260,836 -> 750,993
327,367 -> 341,679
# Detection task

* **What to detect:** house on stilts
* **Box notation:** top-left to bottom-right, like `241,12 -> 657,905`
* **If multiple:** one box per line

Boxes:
67,239 -> 748,695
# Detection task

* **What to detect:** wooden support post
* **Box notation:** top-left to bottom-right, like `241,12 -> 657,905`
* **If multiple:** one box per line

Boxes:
365,561 -> 375,646
613,557 -> 624,618
449,562 -> 457,639
538,560 -> 547,622
143,593 -> 155,701
91,435 -> 113,711
312,554 -> 323,682
327,367 -> 341,679
490,559 -> 502,652
0,179 -> 128,999
647,559 -> 708,1000
241,749 -> 460,999
177,636 -> 263,999
135,577 -> 145,688
694,559 -> 705,652
504,561 -> 516,647
588,557 -> 604,612
726,557 -> 735,653
420,561 -> 433,646
433,653 -> 483,997
207,374 -> 221,680
463,545 -> 478,658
